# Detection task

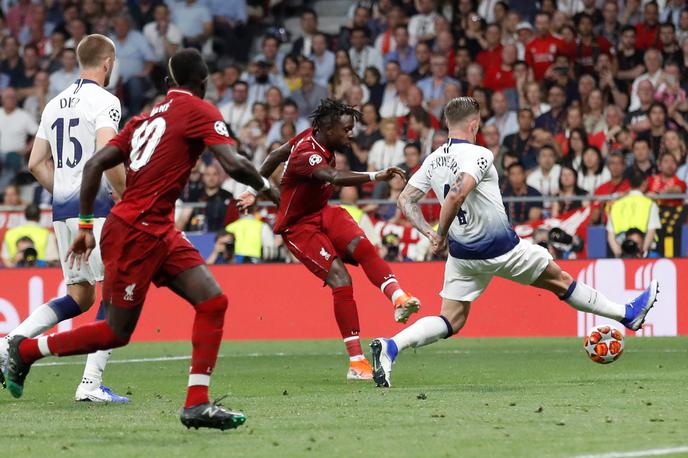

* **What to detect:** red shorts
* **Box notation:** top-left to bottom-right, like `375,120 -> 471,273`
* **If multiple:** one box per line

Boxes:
100,215 -> 205,308
281,205 -> 365,281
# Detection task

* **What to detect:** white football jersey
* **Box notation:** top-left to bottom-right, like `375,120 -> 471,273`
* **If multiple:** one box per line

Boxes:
36,78 -> 121,221
408,138 -> 519,260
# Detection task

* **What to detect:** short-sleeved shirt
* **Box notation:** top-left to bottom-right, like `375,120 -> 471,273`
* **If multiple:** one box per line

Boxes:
36,79 -> 121,221
408,138 -> 520,260
111,30 -> 156,82
502,185 -> 544,225
108,88 -> 234,236
273,128 -> 335,233
647,174 -> 687,207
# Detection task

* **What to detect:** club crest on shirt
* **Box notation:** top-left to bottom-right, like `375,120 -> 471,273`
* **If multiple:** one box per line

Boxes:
309,154 -> 323,166
214,120 -> 230,137
320,247 -> 331,260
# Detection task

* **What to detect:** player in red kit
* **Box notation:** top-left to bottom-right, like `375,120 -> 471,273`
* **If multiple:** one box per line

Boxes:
4,49 -> 277,431
239,99 -> 421,380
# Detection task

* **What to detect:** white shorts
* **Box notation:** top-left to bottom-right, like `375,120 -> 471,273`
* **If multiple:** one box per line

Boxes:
52,217 -> 106,285
441,238 -> 553,302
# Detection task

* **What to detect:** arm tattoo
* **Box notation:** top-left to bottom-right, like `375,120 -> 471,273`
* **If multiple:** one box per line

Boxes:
398,185 -> 434,235
449,172 -> 467,195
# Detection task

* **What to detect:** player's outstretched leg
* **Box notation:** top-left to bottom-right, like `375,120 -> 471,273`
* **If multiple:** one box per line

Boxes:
371,299 -> 469,387
3,305 -> 135,398
75,301 -> 129,403
0,294 -> 83,387
166,265 -> 246,431
325,258 -> 373,381
348,236 -> 420,323
531,262 -> 659,331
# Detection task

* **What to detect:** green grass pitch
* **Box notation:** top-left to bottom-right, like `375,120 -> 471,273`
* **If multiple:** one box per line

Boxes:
3,337 -> 687,458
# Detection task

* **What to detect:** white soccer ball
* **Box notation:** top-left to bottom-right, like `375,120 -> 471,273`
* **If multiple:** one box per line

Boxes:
584,325 -> 624,364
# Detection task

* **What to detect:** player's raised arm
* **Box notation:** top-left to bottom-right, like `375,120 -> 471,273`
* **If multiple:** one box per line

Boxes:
208,142 -> 280,205
27,137 -> 55,193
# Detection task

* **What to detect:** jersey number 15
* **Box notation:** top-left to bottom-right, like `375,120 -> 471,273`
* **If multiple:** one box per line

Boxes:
51,117 -> 82,168
443,184 -> 468,225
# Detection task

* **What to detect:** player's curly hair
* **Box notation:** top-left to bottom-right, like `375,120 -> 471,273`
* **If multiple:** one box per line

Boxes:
309,98 -> 362,130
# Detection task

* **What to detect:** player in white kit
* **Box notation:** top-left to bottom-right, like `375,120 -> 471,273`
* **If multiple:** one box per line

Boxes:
370,97 -> 659,387
0,35 -> 128,402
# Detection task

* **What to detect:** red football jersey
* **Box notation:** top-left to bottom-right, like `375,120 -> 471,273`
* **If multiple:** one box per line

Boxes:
274,129 -> 334,233
525,35 -> 562,81
647,174 -> 687,207
108,89 -> 234,235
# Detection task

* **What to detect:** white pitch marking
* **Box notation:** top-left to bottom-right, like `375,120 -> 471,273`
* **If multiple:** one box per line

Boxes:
572,446 -> 688,458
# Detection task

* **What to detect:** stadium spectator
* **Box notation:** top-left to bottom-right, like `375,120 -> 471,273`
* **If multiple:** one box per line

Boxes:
596,0 -> 621,46
166,0 -> 212,52
0,87 -> 37,188
417,54 -> 460,119
634,1 -> 660,50
578,146 -> 611,194
111,14 -> 156,117
206,230 -> 236,265
265,100 -> 309,146
291,8 -> 319,57
486,91 -> 518,143
311,33 -> 335,87
410,41 -> 431,82
219,81 -> 252,135
408,108 -> 435,158
502,162 -> 544,224
280,55 -> 302,94
1,203 -> 56,267
142,4 -> 182,64
647,152 -> 687,207
408,0 -> 438,45
535,84 -> 567,134
480,124 -> 506,171
331,64 -> 368,103
502,108 -> 536,165
339,186 -> 380,245
625,80 -> 654,133
607,172 -> 660,257
526,12 -> 562,81
398,143 -> 422,179
591,152 -> 631,224
662,129 -> 687,165
225,211 -> 277,263
339,5 -> 374,50
527,144 -> 561,197
384,25 -> 417,74
291,59 -> 328,118
552,166 -> 589,217
374,6 -> 404,56
255,36 -> 285,78
562,127 -> 588,169
627,138 -> 658,178
47,47 -> 79,99
1,183 -> 23,206
348,27 -> 383,79
637,102 -> 668,158
22,70 -> 49,123
176,162 -> 236,233
629,49 -> 664,111
368,119 -> 405,171
380,72 -> 411,119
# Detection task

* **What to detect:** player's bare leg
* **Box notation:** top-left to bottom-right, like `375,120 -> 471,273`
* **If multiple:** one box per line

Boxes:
166,265 -> 246,430
371,298 -> 469,387
345,236 -> 420,323
325,258 -> 373,380
531,261 -> 658,331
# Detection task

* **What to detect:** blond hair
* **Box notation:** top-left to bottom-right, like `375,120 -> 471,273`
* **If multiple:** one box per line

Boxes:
76,34 -> 115,69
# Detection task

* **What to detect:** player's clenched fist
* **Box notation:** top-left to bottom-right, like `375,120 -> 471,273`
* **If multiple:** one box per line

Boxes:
66,229 -> 96,270
374,166 -> 407,184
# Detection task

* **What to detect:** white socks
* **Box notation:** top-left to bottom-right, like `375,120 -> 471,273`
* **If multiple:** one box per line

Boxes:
9,304 -> 59,338
81,350 -> 112,385
563,281 -> 625,321
392,316 -> 452,352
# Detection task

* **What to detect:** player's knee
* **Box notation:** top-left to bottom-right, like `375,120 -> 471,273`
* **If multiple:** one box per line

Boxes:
103,321 -> 131,348
67,286 -> 96,312
326,264 -> 352,288
195,294 -> 229,314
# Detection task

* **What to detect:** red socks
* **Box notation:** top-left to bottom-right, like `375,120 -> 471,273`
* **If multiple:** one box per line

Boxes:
19,321 -> 128,365
185,294 -> 228,408
351,237 -> 402,301
332,286 -> 363,358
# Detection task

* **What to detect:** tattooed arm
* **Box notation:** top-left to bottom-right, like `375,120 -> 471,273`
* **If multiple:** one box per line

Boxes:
398,183 -> 436,239
435,172 -> 478,254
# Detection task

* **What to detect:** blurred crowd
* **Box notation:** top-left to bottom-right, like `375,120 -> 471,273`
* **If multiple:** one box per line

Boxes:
0,0 -> 687,267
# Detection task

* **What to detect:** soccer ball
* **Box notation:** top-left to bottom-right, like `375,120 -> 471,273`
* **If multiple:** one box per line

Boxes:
584,325 -> 624,364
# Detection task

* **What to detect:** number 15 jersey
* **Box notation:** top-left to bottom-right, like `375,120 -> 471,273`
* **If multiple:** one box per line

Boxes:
36,78 -> 121,221
408,138 -> 519,260
108,88 -> 234,236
